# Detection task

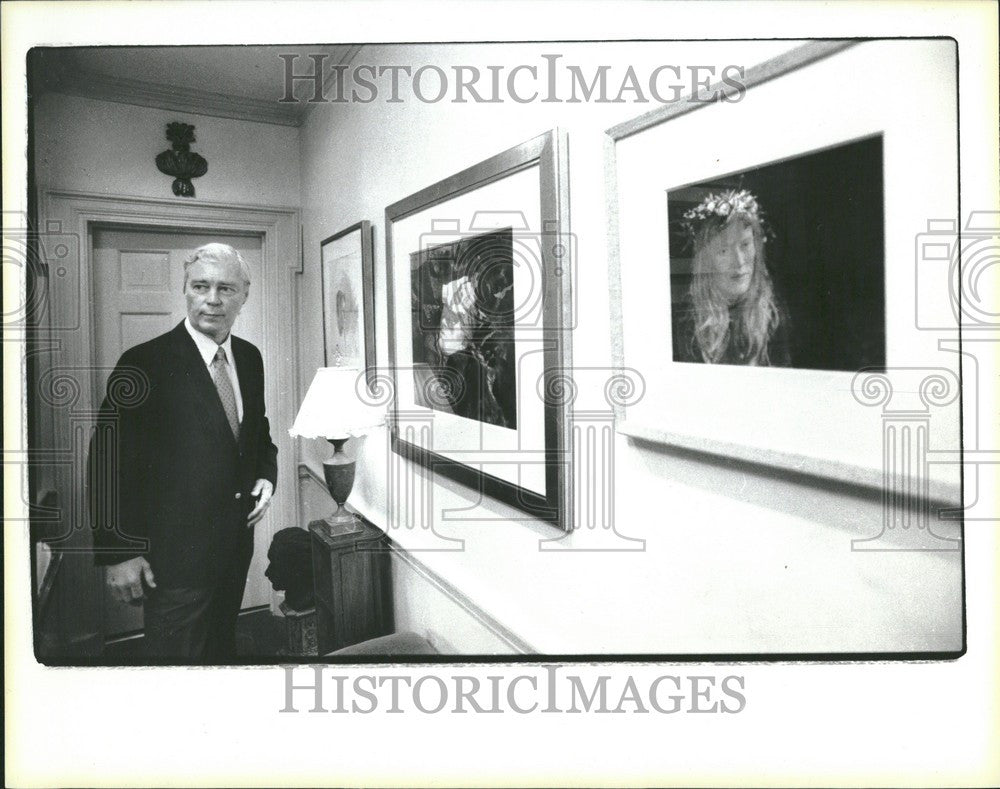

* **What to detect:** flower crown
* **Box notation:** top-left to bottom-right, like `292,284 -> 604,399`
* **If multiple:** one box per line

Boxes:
679,188 -> 767,244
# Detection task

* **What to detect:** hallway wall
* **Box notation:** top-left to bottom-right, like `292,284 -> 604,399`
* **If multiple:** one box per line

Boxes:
33,92 -> 300,205
296,42 -> 964,654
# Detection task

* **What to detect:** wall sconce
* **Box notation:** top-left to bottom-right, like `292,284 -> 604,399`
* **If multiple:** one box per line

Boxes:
155,122 -> 208,197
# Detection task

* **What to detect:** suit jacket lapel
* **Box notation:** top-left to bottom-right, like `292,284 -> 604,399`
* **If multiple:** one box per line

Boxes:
167,322 -> 239,449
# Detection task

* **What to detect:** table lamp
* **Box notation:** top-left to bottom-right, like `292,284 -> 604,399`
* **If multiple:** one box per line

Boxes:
289,367 -> 385,525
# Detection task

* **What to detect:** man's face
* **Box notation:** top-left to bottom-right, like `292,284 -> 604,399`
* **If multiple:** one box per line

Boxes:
184,256 -> 248,343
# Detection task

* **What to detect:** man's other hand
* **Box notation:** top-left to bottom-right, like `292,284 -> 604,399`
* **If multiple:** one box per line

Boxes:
106,557 -> 156,604
247,479 -> 274,526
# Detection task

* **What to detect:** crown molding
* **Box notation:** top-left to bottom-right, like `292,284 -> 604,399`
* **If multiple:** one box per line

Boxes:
40,67 -> 305,127
299,43 -> 364,126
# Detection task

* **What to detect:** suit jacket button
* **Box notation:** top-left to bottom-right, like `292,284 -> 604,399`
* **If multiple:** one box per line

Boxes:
235,492 -> 242,499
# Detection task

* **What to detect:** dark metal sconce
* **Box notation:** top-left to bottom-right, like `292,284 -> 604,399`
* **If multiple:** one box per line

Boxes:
155,122 -> 208,197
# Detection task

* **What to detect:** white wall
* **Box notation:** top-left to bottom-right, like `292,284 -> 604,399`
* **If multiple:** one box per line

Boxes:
297,42 -> 963,654
33,92 -> 300,205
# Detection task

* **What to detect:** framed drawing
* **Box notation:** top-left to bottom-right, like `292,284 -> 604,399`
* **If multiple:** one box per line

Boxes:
385,129 -> 573,530
320,220 -> 376,387
607,39 -> 961,505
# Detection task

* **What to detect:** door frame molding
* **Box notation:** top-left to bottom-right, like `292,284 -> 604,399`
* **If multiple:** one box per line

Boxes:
39,188 -> 301,632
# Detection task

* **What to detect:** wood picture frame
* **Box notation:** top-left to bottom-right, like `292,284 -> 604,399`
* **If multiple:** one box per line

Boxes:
320,220 -> 376,389
385,129 -> 573,531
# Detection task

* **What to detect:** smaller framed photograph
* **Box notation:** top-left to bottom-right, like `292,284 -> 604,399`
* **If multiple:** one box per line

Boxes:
320,221 -> 376,387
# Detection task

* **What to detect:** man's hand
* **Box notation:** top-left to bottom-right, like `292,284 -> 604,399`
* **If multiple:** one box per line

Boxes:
106,556 -> 156,605
247,479 -> 274,526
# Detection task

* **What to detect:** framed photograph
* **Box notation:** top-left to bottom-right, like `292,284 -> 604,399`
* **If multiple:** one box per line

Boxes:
320,220 -> 376,386
607,40 -> 961,504
385,129 -> 573,530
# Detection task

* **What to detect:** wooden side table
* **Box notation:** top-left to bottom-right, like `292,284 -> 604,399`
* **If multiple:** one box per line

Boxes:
309,513 -> 393,654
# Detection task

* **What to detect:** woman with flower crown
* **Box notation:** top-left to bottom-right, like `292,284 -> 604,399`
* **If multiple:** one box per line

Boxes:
671,188 -> 791,366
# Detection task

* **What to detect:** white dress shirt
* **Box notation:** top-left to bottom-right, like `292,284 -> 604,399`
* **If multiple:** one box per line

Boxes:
184,317 -> 244,422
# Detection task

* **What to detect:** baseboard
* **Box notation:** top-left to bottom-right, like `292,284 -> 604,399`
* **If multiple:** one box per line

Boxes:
239,604 -> 271,617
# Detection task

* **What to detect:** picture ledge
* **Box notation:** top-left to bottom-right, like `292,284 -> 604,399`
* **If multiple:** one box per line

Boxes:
617,420 -> 962,507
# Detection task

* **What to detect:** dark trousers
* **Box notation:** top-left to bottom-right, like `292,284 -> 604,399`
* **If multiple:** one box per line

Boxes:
143,539 -> 254,663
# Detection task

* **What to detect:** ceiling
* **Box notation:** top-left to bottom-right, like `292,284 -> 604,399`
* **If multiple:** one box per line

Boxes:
31,45 -> 361,126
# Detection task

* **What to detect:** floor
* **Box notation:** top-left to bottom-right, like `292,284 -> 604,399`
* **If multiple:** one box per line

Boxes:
101,607 -> 294,663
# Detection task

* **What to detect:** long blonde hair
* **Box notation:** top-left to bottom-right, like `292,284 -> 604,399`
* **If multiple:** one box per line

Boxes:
688,212 -> 781,365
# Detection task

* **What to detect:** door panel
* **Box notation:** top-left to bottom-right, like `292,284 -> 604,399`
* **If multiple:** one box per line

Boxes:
91,227 -> 271,639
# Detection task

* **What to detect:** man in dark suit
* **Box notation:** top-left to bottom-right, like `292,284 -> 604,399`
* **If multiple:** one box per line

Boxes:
89,243 -> 277,662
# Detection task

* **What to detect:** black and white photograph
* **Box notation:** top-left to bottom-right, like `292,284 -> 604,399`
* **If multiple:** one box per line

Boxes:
410,228 -> 518,429
667,136 -> 885,371
3,3 -> 998,788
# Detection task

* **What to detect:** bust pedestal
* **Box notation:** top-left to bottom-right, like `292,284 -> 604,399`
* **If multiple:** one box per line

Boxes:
308,512 -> 393,654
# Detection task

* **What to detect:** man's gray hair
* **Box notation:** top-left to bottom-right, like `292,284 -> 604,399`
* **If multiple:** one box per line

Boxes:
184,243 -> 251,289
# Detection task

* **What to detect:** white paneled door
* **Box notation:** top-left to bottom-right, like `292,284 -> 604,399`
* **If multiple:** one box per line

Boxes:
91,227 -> 270,637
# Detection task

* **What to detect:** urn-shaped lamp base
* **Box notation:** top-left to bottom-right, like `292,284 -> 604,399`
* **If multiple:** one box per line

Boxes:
322,438 -> 358,528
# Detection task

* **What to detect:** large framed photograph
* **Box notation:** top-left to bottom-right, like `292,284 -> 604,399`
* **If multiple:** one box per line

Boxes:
321,220 -> 376,386
385,130 -> 573,530
608,40 -> 961,504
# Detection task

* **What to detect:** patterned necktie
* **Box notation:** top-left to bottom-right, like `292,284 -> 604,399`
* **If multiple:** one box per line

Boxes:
211,347 -> 240,440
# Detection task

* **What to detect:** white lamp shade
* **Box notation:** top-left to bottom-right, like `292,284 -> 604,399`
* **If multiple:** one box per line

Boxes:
288,367 -> 385,439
